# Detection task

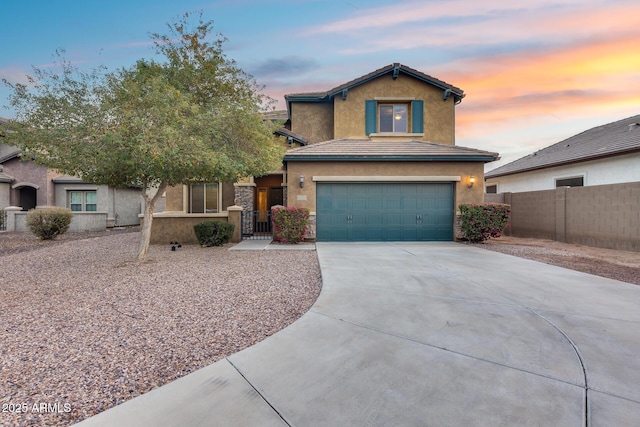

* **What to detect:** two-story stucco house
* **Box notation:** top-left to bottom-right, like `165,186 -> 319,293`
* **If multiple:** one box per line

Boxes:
156,63 -> 499,243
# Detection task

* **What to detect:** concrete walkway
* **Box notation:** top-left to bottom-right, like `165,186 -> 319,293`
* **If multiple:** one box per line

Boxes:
76,242 -> 640,426
228,239 -> 316,251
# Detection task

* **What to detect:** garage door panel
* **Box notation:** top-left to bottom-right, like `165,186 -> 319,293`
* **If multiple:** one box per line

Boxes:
316,183 -> 453,242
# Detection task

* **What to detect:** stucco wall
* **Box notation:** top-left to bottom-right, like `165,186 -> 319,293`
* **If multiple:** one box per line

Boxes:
53,183 -> 142,226
286,161 -> 485,212
7,210 -> 108,232
53,182 -> 105,211
147,213 -> 229,244
485,153 -> 640,193
290,102 -> 334,144
333,74 -> 456,144
2,157 -> 50,207
110,187 -> 142,226
0,182 -> 9,208
165,185 -> 184,211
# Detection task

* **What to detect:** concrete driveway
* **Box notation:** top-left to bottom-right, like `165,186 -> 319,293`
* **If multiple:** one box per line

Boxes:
77,242 -> 640,426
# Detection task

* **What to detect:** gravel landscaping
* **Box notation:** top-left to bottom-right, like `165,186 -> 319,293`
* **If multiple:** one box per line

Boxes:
469,236 -> 640,285
0,230 -> 322,426
1,230 -> 637,426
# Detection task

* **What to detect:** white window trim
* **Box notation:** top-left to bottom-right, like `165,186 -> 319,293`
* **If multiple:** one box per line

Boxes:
370,132 -> 424,137
553,173 -> 586,187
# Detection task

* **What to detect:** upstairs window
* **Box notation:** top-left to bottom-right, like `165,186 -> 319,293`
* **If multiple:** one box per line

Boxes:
379,104 -> 408,133
366,99 -> 423,135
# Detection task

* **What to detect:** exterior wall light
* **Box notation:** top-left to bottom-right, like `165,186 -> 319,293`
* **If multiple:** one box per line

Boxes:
468,176 -> 476,188
299,175 -> 305,188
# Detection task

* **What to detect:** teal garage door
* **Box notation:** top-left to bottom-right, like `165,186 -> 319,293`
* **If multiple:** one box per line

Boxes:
316,182 -> 454,242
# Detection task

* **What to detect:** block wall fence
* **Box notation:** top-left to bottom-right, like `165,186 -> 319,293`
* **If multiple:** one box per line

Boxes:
485,181 -> 640,251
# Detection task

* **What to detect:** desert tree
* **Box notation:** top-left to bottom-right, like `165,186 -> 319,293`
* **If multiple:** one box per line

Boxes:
3,12 -> 284,261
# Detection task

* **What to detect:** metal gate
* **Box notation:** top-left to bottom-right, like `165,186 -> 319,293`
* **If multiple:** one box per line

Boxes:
240,210 -> 273,240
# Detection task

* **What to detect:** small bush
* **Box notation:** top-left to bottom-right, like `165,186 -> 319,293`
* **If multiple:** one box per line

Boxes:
26,207 -> 74,240
272,207 -> 310,244
194,221 -> 234,247
459,203 -> 510,243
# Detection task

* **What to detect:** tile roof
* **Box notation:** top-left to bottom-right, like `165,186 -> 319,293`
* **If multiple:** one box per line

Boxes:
0,145 -> 21,164
486,114 -> 640,178
283,139 -> 498,162
285,63 -> 465,105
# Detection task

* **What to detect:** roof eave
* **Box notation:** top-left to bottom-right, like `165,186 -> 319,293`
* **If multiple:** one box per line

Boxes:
284,154 -> 497,162
485,148 -> 640,179
284,64 -> 466,111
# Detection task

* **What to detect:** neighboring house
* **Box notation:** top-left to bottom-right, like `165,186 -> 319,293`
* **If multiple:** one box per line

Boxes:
159,63 -> 499,243
485,115 -> 640,193
0,117 -> 142,229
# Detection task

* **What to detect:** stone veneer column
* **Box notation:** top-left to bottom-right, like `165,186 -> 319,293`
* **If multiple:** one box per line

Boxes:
233,184 -> 255,211
234,184 -> 255,237
306,212 -> 316,240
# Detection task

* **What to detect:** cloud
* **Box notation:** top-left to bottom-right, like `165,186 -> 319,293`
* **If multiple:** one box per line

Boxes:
249,56 -> 319,79
327,1 -> 640,57
0,66 -> 32,85
304,0 -> 605,36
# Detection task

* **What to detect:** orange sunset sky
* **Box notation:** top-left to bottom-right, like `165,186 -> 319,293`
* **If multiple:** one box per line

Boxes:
2,0 -> 639,170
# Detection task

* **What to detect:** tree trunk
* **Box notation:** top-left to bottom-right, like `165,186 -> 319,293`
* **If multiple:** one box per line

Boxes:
136,181 -> 168,262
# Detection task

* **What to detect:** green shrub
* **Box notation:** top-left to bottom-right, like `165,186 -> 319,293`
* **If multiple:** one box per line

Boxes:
193,221 -> 234,247
26,207 -> 74,240
272,207 -> 310,244
459,203 -> 510,243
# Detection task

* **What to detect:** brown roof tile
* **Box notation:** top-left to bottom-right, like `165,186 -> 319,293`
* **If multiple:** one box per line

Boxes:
283,139 -> 498,162
285,63 -> 464,103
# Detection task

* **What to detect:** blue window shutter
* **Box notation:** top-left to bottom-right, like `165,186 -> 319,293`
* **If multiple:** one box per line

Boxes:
411,100 -> 424,133
365,100 -> 377,135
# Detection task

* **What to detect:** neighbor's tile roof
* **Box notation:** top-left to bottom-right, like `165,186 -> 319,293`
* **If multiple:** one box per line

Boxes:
0,145 -> 21,164
285,63 -> 465,104
283,139 -> 498,162
486,114 -> 640,178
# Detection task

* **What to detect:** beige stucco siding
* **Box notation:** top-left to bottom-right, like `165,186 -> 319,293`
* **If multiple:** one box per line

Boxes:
290,102 -> 334,144
286,161 -> 484,212
165,185 -> 184,212
333,75 -> 456,144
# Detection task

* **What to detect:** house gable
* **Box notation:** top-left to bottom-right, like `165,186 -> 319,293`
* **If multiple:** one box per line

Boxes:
285,63 -> 464,146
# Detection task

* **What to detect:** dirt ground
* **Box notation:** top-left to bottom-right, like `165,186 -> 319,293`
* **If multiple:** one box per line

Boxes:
471,236 -> 640,285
